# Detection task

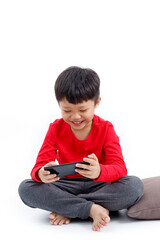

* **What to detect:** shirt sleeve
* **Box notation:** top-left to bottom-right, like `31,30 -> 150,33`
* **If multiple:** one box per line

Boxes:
30,123 -> 57,182
94,123 -> 127,182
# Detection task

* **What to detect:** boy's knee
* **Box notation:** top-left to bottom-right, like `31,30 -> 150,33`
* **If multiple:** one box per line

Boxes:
129,176 -> 144,198
122,176 -> 144,206
18,179 -> 29,200
18,179 -> 37,206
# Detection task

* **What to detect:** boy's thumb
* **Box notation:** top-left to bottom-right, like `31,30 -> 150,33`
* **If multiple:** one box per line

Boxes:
45,161 -> 57,167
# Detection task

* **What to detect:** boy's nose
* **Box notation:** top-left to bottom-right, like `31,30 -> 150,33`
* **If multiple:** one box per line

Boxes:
71,113 -> 81,120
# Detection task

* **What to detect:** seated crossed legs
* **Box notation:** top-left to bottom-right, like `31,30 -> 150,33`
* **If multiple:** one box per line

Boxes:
18,175 -> 144,231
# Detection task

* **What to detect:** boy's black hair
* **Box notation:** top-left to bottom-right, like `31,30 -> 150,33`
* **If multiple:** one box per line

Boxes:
54,66 -> 100,104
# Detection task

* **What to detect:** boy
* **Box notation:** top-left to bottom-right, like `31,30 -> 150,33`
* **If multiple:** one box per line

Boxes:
18,66 -> 144,231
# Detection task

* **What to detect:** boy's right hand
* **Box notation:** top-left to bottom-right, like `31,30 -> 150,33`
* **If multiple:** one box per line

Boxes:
38,161 -> 60,183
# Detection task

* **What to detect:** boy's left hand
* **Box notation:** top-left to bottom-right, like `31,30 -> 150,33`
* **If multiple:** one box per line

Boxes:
75,153 -> 101,179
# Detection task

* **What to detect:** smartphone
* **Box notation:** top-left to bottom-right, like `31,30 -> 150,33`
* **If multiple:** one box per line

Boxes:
44,161 -> 90,177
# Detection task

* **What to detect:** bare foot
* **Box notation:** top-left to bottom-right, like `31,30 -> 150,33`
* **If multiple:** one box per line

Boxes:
89,204 -> 110,231
49,212 -> 71,225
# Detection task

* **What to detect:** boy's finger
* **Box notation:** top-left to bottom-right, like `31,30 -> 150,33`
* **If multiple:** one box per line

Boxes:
45,161 -> 57,167
43,170 -> 50,175
75,168 -> 89,176
45,176 -> 60,183
75,163 -> 90,170
83,158 -> 96,165
88,154 -> 97,160
46,174 -> 57,180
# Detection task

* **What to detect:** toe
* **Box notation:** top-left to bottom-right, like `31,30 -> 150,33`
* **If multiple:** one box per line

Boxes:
92,224 -> 96,231
92,223 -> 100,231
49,212 -> 56,219
97,223 -> 103,231
50,219 -> 55,225
54,219 -> 60,225
102,216 -> 110,224
58,219 -> 64,225
65,219 -> 70,224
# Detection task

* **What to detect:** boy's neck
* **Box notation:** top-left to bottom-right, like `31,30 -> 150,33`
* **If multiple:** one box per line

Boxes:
71,121 -> 93,140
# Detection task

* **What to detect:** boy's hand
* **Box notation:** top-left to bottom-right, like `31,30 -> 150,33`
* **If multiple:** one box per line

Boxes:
75,154 -> 101,179
38,161 -> 60,183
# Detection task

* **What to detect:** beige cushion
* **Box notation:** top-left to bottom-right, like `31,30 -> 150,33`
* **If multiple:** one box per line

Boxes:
127,176 -> 160,219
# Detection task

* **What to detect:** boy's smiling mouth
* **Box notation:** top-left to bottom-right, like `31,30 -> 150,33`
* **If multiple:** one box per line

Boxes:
71,120 -> 84,126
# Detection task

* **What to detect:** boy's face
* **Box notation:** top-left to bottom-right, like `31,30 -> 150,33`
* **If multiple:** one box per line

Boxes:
59,97 -> 101,133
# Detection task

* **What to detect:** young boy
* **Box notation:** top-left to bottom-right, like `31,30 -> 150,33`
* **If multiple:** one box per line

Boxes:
18,66 -> 144,231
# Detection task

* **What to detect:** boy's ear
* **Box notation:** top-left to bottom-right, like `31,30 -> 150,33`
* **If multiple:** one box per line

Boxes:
95,97 -> 101,108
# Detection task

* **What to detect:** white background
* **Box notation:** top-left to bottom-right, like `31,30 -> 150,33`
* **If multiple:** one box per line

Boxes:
0,0 -> 160,239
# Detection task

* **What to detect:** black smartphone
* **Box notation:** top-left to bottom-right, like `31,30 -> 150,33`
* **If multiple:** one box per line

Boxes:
44,161 -> 90,177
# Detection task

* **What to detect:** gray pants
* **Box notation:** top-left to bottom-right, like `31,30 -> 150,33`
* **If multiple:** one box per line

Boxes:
18,176 -> 144,219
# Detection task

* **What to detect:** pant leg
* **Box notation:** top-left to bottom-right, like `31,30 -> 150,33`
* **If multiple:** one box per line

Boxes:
18,178 -> 94,219
77,176 -> 144,211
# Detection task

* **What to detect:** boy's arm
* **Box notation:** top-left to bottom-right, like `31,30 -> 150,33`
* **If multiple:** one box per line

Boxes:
94,123 -> 127,182
31,123 -> 57,182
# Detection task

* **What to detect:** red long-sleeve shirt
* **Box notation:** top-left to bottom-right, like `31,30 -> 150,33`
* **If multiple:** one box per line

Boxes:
31,115 -> 127,182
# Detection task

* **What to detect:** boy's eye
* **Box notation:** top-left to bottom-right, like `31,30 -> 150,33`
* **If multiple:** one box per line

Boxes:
64,110 -> 71,113
80,109 -> 87,112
